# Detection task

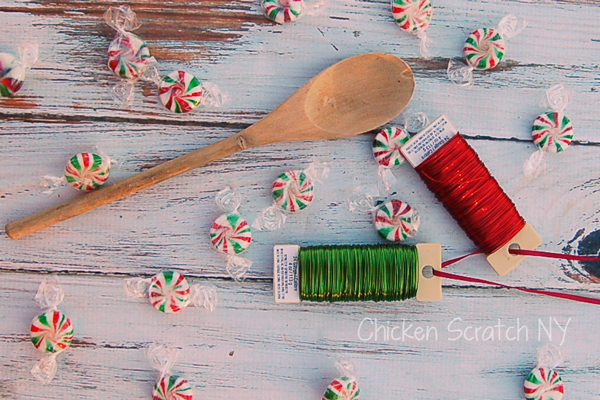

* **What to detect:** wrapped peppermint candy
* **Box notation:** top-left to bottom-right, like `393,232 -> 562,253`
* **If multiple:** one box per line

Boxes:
524,344 -> 565,400
391,0 -> 433,56
209,187 -> 253,282
0,42 -> 38,96
105,6 -> 157,104
148,344 -> 196,400
348,186 -> 420,243
322,357 -> 360,400
253,162 -> 329,231
29,277 -> 74,384
40,151 -> 117,194
372,112 -> 428,192
125,270 -> 218,314
447,15 -> 527,86
524,84 -> 574,178
261,0 -> 329,24
132,66 -> 227,114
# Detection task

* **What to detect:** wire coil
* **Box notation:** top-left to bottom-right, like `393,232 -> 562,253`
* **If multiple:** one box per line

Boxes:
298,244 -> 419,302
415,134 -> 526,254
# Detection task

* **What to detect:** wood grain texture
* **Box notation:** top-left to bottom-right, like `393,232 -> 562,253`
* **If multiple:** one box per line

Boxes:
1,0 -> 600,398
1,273 -> 599,399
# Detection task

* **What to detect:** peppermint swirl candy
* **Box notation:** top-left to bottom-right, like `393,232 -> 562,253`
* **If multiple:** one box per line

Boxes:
524,367 -> 564,400
262,0 -> 305,24
64,152 -> 111,191
532,112 -> 573,153
372,126 -> 410,167
391,0 -> 433,33
158,71 -> 203,114
107,33 -> 152,79
153,375 -> 194,400
0,53 -> 25,96
322,376 -> 360,400
30,310 -> 74,354
463,28 -> 506,70
272,170 -> 314,213
209,213 -> 252,255
149,271 -> 190,314
375,199 -> 420,242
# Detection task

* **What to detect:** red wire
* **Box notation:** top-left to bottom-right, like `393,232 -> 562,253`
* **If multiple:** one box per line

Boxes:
438,249 -> 600,305
434,269 -> 600,306
415,134 -> 525,255
510,248 -> 600,262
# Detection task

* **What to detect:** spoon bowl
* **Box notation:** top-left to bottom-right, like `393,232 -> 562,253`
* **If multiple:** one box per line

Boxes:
304,53 -> 414,137
6,52 -> 415,239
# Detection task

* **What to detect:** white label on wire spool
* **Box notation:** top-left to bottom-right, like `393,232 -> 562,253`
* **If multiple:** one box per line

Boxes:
273,245 -> 300,304
400,114 -> 459,167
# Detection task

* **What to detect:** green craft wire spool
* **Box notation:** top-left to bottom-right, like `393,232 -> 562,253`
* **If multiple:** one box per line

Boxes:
273,243 -> 442,304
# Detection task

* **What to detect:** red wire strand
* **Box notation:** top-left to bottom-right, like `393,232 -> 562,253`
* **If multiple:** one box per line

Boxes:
438,249 -> 600,305
434,269 -> 600,306
415,134 -> 525,255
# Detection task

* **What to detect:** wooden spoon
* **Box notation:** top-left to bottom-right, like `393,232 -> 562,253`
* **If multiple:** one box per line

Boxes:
6,52 -> 415,239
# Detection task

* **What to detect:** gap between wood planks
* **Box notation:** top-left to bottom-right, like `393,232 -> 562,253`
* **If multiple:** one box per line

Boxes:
2,111 -> 600,147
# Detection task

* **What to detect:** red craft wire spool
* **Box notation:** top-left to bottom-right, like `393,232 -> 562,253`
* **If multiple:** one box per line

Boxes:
401,115 -> 542,276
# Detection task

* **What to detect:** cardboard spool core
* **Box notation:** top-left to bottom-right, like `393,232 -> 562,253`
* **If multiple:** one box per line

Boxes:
416,243 -> 442,301
487,224 -> 542,276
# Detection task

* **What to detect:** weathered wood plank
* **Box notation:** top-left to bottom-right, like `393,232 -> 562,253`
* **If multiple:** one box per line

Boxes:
1,120 -> 600,289
0,0 -> 598,141
1,0 -> 600,398
0,273 -> 597,399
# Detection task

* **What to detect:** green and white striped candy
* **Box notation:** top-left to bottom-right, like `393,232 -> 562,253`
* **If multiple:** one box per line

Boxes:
209,213 -> 252,255
532,112 -> 573,153
153,375 -> 194,400
272,170 -> 314,213
64,152 -> 111,191
463,28 -> 506,70
372,126 -> 410,167
30,309 -> 74,354
158,71 -> 203,114
322,376 -> 359,400
107,33 -> 151,80
374,199 -> 420,242
524,367 -> 564,400
149,271 -> 190,313
391,0 -> 433,33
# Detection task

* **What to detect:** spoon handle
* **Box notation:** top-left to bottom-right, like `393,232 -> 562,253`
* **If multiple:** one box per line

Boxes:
6,133 -> 246,240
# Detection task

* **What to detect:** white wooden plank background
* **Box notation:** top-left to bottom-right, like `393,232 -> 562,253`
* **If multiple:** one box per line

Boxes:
1,0 -> 600,398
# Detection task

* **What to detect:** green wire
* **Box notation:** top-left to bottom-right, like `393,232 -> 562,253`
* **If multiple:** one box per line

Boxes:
298,244 -> 420,302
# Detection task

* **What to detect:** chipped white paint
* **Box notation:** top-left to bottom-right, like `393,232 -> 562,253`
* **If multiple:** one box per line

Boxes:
1,0 -> 600,398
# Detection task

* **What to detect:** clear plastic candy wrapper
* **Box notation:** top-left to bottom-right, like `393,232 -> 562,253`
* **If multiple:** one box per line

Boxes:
391,0 -> 433,57
261,0 -> 329,24
447,14 -> 527,86
125,270 -> 218,314
524,344 -> 565,400
148,343 -> 196,400
40,150 -> 117,194
372,112 -> 428,192
130,66 -> 228,114
209,187 -> 253,282
105,5 -> 156,104
523,83 -> 574,178
253,161 -> 329,231
29,277 -> 74,384
321,356 -> 360,400
0,42 -> 38,96
347,185 -> 420,243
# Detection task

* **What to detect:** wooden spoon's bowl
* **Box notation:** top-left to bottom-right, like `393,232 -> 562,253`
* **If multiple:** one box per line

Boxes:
244,53 -> 415,146
305,53 -> 415,137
